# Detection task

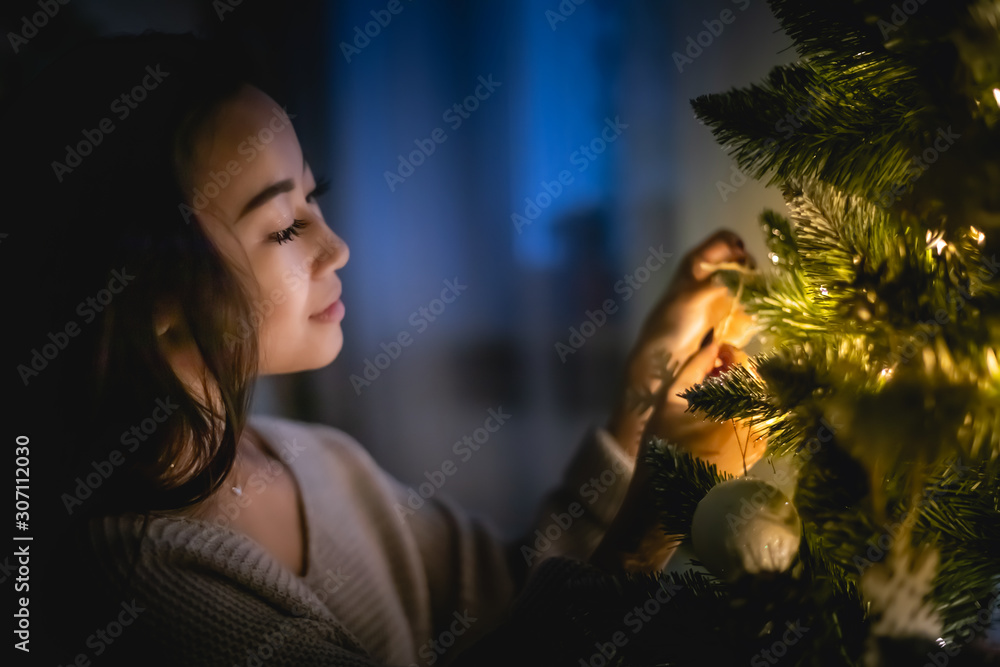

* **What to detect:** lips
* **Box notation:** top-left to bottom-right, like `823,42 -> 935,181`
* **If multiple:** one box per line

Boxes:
310,295 -> 345,322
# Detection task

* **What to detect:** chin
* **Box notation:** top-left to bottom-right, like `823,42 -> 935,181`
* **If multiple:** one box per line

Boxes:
300,340 -> 343,373
260,331 -> 343,375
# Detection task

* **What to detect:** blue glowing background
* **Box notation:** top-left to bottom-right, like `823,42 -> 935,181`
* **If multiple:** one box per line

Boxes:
6,0 -> 794,536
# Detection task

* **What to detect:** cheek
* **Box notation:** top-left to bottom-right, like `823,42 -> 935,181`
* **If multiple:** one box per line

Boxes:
251,250 -> 311,351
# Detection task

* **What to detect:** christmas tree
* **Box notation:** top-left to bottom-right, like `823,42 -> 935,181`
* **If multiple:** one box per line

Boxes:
466,1 -> 1000,665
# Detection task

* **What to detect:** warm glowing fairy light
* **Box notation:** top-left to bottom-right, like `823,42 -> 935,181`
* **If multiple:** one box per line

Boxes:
926,229 -> 948,255
987,347 -> 999,377
970,225 -> 986,245
993,88 -> 1000,107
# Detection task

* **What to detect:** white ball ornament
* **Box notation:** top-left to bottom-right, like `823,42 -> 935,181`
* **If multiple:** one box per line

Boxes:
690,478 -> 802,582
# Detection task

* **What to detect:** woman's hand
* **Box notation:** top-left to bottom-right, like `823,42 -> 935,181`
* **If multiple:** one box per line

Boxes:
593,229 -> 764,572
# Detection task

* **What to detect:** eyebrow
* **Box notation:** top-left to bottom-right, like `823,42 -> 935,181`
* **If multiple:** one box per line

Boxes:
237,156 -> 310,221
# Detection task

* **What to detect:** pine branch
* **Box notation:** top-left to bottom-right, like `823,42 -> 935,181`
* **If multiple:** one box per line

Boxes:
915,458 -> 1000,632
714,263 -> 832,343
781,180 -> 894,288
645,441 -> 731,542
768,0 -> 889,63
761,208 -> 803,276
679,361 -> 782,425
691,62 -> 926,200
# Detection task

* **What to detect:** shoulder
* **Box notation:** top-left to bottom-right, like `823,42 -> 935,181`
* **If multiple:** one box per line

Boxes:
248,414 -> 368,458
247,414 -> 390,482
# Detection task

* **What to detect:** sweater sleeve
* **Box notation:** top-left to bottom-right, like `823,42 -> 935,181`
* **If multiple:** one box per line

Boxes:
398,426 -> 634,664
518,426 -> 634,571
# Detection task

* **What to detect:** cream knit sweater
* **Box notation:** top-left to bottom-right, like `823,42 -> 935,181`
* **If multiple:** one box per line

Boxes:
85,415 -> 633,666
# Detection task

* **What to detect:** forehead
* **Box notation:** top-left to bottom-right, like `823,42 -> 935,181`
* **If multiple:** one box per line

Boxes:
186,85 -> 303,224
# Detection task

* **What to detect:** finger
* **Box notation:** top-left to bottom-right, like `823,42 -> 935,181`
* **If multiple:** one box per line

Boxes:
643,233 -> 756,349
645,359 -> 765,478
665,338 -> 728,406
678,228 -> 749,285
644,280 -> 733,338
641,285 -> 750,367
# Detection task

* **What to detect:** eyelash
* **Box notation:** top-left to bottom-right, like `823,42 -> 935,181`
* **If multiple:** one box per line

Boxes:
269,175 -> 330,245
307,175 -> 331,203
271,219 -> 309,245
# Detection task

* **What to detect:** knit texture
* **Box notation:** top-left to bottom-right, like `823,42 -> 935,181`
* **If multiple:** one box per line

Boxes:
81,416 -> 633,666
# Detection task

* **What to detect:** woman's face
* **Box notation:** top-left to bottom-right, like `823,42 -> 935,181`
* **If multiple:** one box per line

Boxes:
186,84 -> 349,375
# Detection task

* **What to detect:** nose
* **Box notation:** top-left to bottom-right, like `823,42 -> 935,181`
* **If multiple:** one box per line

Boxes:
313,227 -> 349,276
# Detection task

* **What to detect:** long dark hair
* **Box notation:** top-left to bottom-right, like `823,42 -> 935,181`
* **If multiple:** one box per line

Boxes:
4,29 -> 278,548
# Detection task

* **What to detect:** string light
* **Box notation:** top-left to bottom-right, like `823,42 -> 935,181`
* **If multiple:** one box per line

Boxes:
993,88 -> 1000,107
969,225 -> 986,246
925,229 -> 948,255
986,347 -> 999,377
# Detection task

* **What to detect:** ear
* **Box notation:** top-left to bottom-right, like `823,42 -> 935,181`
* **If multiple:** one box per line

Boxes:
153,300 -> 183,338
152,300 -> 216,415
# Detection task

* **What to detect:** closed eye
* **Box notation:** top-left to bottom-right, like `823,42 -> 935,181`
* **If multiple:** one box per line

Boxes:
271,219 -> 309,245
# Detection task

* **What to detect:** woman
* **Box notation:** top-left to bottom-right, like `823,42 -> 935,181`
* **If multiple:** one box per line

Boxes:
4,32 -> 760,666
